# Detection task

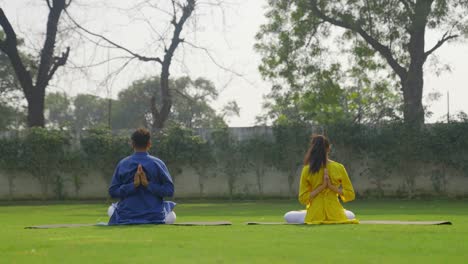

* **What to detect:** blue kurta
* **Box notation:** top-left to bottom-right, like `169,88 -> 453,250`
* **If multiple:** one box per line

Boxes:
108,152 -> 175,225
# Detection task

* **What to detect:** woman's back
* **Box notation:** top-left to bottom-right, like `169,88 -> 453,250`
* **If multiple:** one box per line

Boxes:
298,160 -> 358,224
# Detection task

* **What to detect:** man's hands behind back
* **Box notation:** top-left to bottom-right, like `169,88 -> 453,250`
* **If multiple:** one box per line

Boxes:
134,164 -> 149,188
137,164 -> 149,187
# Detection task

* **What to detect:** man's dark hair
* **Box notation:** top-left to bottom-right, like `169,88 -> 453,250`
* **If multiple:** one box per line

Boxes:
131,128 -> 151,149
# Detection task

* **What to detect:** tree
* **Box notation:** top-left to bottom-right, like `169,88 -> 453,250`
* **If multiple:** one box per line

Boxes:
0,47 -> 20,130
68,0 -> 196,132
241,136 -> 273,198
221,101 -> 241,118
22,128 -> 69,198
0,103 -> 16,130
0,135 -> 22,199
0,1 -> 72,127
256,0 -> 467,127
0,32 -> 19,99
189,137 -> 214,198
73,94 -> 109,131
259,66 -> 401,125
45,92 -> 72,129
211,128 -> 247,200
155,125 -> 197,182
150,0 -> 196,131
112,78 -> 158,129
271,120 -> 310,197
80,128 -> 131,182
113,76 -> 225,129
172,77 -> 220,129
0,31 -> 29,129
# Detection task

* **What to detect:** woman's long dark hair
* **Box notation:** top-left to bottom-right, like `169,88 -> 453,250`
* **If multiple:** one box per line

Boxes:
303,134 -> 330,174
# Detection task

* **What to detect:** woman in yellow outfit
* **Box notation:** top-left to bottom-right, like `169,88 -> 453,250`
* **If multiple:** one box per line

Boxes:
284,134 -> 359,224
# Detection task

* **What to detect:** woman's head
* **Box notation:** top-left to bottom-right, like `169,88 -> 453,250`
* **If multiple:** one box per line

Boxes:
303,134 -> 330,174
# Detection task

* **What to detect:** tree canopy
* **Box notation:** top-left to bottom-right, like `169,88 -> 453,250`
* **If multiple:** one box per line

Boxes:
43,76 -> 228,131
256,0 -> 467,126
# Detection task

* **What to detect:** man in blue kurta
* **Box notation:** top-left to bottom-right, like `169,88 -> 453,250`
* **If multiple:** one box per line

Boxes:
107,128 -> 176,225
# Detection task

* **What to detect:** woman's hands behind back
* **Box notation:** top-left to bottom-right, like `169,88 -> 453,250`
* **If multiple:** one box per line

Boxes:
324,168 -> 343,195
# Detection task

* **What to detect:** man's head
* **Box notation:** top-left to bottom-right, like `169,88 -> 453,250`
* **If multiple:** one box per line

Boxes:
131,128 -> 151,151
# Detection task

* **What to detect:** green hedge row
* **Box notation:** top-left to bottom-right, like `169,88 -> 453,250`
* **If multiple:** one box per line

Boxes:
1,122 -> 467,199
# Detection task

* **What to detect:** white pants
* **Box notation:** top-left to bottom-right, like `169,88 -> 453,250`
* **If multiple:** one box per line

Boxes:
284,209 -> 356,224
107,204 -> 177,224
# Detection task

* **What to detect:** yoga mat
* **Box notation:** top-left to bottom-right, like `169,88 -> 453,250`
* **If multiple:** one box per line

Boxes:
360,220 -> 452,225
25,223 -> 98,229
246,220 -> 452,225
25,221 -> 232,229
171,221 -> 232,226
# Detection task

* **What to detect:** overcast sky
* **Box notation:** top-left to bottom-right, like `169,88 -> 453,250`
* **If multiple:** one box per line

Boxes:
1,0 -> 467,126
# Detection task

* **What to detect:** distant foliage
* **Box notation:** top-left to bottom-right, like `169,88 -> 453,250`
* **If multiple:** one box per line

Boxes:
80,128 -> 131,180
210,128 -> 249,199
1,121 -> 468,199
271,121 -> 311,196
327,121 -> 468,197
155,125 -> 209,179
43,76 -> 228,131
21,128 -> 70,199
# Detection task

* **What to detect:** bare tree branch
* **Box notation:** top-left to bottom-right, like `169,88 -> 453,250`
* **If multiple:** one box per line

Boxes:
182,40 -> 243,78
47,47 -> 70,82
0,8 -> 34,95
65,0 -> 73,8
64,0 -> 236,130
309,0 -> 407,79
64,10 -> 163,63
424,31 -> 459,58
172,87 -> 197,103
68,55 -> 135,69
36,0 -> 70,89
46,0 -> 53,10
98,57 -> 138,94
171,0 -> 178,23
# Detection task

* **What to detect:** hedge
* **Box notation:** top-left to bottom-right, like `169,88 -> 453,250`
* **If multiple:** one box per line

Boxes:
1,121 -> 467,199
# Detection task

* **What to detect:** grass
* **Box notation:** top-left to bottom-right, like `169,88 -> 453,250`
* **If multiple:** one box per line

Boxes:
0,200 -> 467,263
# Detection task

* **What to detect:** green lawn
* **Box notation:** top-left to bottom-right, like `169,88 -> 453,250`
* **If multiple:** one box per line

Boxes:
0,200 -> 467,263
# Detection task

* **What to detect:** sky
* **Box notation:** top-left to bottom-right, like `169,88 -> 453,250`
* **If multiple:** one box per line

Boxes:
1,0 -> 467,126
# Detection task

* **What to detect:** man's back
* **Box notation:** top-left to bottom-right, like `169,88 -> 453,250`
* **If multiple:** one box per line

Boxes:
108,152 -> 174,225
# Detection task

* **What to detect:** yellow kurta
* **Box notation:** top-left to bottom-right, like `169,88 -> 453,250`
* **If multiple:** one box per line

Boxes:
298,161 -> 359,224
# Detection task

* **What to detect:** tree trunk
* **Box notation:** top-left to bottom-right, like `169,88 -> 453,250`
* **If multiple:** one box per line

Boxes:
151,67 -> 172,132
287,163 -> 297,198
195,167 -> 206,199
228,174 -> 234,201
256,166 -> 264,199
400,0 -> 432,128
26,88 -> 46,127
401,67 -> 424,127
7,174 -> 14,200
152,115 -> 165,133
